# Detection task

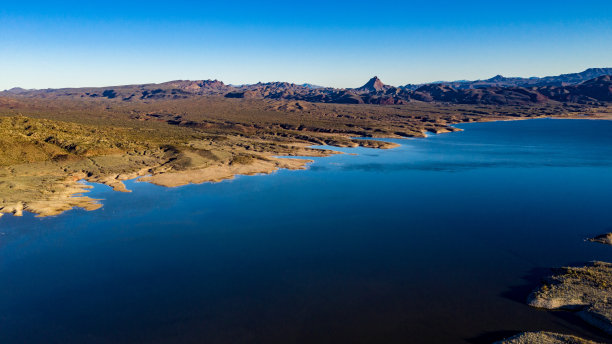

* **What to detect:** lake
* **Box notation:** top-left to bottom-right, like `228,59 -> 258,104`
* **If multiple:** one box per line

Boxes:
1,118 -> 612,343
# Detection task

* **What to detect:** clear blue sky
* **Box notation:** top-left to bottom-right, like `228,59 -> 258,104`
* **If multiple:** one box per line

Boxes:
1,0 -> 611,89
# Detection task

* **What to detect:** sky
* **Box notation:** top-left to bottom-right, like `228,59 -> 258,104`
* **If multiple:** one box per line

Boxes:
1,0 -> 611,89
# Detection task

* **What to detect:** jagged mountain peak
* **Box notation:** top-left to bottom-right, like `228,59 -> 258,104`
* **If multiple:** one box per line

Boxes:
358,76 -> 386,92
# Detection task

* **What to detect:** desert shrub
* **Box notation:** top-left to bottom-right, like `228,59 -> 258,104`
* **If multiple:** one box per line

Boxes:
230,154 -> 254,165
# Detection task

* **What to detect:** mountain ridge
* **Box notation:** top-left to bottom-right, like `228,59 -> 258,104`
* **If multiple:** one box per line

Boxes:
2,68 -> 611,106
401,67 -> 612,90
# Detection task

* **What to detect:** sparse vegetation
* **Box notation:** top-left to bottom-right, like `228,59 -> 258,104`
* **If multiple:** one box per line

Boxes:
0,92 -> 610,217
528,261 -> 612,335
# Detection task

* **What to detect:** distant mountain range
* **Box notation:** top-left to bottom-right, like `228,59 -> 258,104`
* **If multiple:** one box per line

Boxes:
401,67 -> 612,90
3,68 -> 611,106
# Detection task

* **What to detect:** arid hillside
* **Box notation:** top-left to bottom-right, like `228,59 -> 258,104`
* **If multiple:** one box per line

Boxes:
0,84 -> 611,218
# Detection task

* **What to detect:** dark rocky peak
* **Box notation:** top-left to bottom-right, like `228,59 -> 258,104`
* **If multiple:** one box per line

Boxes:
198,79 -> 226,88
485,75 -> 506,82
357,76 -> 386,92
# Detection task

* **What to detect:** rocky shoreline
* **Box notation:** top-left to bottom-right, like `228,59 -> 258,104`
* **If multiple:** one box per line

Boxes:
495,331 -> 601,344
588,233 -> 612,246
496,234 -> 612,343
528,261 -> 612,335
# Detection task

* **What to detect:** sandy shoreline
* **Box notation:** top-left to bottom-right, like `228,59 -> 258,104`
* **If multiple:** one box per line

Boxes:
0,155 -> 316,218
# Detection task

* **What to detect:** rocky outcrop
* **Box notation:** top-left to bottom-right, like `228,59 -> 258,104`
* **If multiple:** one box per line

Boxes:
588,233 -> 612,246
527,261 -> 612,335
494,331 -> 600,344
355,76 -> 388,92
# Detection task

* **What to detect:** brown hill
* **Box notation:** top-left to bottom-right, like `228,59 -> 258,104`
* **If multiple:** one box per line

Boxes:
539,75 -> 612,103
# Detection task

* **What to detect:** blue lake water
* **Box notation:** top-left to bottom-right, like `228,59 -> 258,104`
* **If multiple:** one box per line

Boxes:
1,118 -> 612,343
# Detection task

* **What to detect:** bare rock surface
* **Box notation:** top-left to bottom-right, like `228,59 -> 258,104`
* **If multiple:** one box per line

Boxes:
494,331 -> 600,344
528,261 -> 612,335
588,233 -> 612,246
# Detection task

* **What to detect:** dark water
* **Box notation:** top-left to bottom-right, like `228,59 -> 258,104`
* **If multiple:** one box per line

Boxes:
1,119 -> 612,343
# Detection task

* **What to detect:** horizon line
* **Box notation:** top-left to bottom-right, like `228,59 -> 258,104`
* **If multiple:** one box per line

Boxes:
3,67 -> 611,92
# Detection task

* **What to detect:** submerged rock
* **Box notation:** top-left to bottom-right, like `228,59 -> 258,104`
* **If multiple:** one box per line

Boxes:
588,233 -> 612,246
493,331 -> 600,344
527,261 -> 612,335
